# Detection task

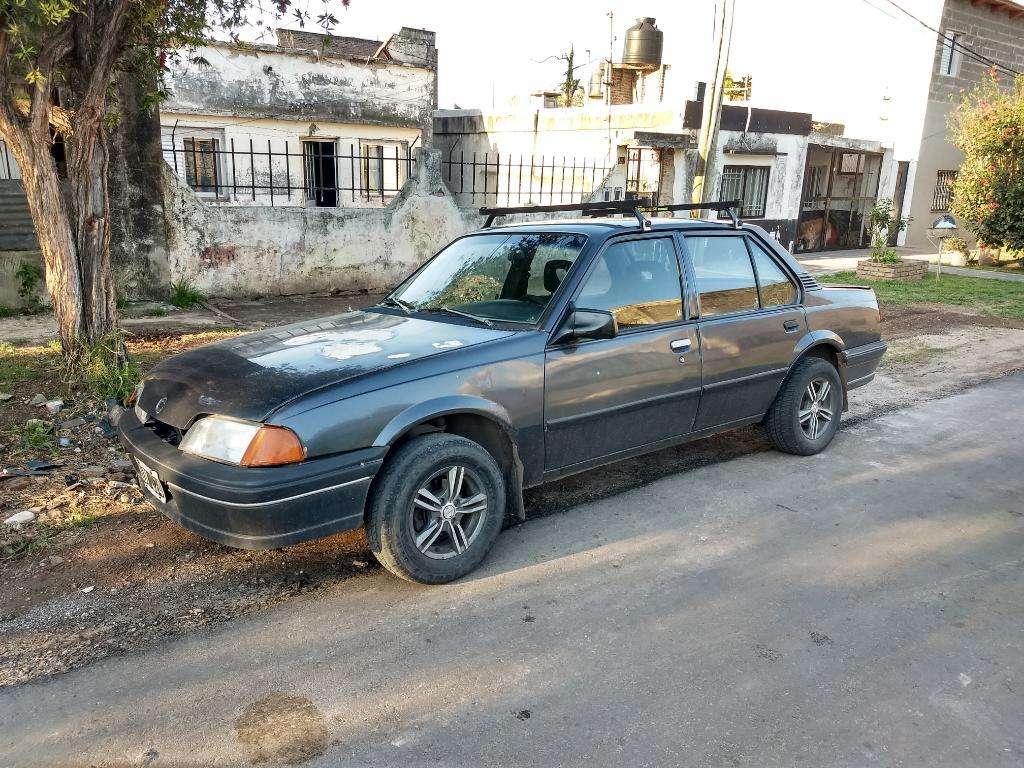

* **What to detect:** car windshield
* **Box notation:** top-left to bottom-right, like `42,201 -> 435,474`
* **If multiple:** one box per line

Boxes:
388,232 -> 587,324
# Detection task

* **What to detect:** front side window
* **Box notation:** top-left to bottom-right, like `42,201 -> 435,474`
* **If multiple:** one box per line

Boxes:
575,238 -> 682,329
688,235 -> 759,317
719,165 -> 770,218
749,242 -> 798,307
391,233 -> 587,324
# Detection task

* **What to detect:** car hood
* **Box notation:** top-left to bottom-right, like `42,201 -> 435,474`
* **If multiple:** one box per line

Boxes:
137,310 -> 515,429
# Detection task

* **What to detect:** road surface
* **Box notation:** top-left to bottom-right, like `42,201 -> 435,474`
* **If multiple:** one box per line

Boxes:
2,375 -> 1022,767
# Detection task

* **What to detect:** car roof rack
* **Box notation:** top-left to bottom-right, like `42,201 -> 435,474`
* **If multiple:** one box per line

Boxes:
479,199 -> 654,230
646,200 -> 743,229
479,198 -> 743,230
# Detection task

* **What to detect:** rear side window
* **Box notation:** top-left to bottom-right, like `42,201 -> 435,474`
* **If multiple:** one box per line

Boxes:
687,235 -> 759,317
575,237 -> 683,329
749,242 -> 798,307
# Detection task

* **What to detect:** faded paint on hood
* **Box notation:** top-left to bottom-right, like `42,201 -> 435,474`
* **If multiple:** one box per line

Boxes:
137,310 -> 514,429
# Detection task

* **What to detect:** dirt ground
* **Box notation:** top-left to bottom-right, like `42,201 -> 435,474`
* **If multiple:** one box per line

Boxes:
2,297 -> 1024,688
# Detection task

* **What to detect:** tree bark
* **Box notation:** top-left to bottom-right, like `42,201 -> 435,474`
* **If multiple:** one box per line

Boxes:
2,126 -> 91,357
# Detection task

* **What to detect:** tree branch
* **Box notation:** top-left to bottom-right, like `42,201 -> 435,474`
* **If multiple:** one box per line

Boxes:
28,26 -> 74,136
78,0 -> 134,122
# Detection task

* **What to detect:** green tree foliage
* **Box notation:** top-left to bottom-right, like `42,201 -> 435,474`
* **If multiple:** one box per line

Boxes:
949,68 -> 1024,251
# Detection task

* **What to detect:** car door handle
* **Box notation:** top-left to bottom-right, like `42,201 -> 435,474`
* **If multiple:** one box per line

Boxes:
783,320 -> 800,333
670,338 -> 692,353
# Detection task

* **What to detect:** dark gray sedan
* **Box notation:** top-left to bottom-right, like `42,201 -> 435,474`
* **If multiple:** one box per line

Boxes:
112,206 -> 885,583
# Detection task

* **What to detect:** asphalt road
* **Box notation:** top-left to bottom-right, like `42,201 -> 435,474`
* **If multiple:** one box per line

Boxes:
2,375 -> 1023,768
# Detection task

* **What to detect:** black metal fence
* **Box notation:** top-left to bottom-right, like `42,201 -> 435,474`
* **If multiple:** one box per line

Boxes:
162,139 -> 415,206
441,151 -> 614,208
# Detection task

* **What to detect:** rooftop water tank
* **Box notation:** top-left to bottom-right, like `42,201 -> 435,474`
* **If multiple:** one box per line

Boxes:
622,17 -> 663,68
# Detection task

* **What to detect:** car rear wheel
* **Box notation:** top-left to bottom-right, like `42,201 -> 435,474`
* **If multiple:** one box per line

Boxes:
765,357 -> 843,456
366,433 -> 506,584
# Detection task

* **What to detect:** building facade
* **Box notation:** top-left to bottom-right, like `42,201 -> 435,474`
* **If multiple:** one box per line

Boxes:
159,26 -> 438,209
903,0 -> 1024,249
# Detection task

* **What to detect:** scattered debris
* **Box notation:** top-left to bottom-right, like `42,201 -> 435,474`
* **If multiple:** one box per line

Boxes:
60,417 -> 86,429
28,394 -> 46,406
43,400 -> 64,416
80,586 -> 94,594
25,459 -> 62,472
3,511 -> 36,527
0,392 -> 11,402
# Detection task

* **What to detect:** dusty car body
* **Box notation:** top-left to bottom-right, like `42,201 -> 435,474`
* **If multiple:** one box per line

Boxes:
112,206 -> 885,582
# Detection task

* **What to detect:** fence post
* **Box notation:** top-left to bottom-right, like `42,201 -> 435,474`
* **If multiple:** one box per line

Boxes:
249,139 -> 256,201
268,139 -> 274,206
284,140 -> 291,202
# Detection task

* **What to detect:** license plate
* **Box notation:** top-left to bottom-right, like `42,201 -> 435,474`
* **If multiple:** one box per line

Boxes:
135,458 -> 167,503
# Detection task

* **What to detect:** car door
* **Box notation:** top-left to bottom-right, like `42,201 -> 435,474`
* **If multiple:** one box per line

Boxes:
543,235 -> 701,471
683,232 -> 805,430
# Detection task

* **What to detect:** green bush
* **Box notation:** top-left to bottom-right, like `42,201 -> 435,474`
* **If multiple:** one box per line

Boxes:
949,70 -> 1024,251
15,262 -> 43,313
169,279 -> 206,309
83,333 -> 142,401
0,304 -> 14,318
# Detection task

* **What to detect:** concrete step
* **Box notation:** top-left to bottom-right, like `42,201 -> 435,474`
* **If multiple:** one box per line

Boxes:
0,234 -> 38,250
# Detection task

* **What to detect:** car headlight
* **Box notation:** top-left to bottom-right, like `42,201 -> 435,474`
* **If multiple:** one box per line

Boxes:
179,416 -> 306,467
127,382 -> 149,423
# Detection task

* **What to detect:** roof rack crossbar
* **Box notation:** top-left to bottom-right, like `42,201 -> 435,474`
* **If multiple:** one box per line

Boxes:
480,199 -> 653,230
648,199 -> 743,229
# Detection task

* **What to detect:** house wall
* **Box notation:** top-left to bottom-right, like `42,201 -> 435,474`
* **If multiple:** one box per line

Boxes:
160,113 -> 421,208
904,0 -> 1024,249
161,149 -> 476,297
164,37 -> 437,145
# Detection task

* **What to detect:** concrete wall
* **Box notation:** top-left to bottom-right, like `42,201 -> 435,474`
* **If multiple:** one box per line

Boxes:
161,149 -> 476,297
164,32 -> 437,146
0,251 -> 47,310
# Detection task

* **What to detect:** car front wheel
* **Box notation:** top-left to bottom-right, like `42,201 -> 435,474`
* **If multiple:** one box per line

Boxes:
366,433 -> 506,584
765,357 -> 843,456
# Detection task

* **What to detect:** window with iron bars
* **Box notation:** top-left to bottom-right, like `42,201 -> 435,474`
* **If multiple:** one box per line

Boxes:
719,165 -> 769,219
932,170 -> 956,211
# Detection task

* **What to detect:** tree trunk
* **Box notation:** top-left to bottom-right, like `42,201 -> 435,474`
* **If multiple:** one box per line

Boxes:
2,115 -> 118,362
3,128 -> 93,357
66,114 -> 118,348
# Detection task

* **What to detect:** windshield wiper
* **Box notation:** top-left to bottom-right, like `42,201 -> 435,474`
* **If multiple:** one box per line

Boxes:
422,306 -> 494,327
379,295 -> 413,314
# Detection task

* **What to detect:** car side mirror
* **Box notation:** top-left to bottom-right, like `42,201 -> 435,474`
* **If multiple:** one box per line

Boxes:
551,307 -> 618,346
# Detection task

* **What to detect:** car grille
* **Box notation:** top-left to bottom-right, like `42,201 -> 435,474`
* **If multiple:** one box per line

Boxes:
798,273 -> 822,291
150,419 -> 184,447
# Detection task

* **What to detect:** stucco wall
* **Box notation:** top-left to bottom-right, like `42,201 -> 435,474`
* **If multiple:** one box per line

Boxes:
164,38 -> 436,144
161,149 -> 476,297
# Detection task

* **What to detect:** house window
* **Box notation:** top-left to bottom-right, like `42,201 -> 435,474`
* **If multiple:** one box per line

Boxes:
302,139 -> 338,207
361,141 -> 409,200
932,170 -> 957,211
719,165 -> 769,219
939,32 -> 961,77
183,138 -> 220,194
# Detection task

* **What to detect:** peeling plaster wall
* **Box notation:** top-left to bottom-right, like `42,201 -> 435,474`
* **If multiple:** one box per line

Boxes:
165,42 -> 436,143
161,149 -> 476,297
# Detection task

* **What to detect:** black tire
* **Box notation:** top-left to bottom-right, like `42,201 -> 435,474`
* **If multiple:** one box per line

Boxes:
765,357 -> 843,456
366,433 -> 506,584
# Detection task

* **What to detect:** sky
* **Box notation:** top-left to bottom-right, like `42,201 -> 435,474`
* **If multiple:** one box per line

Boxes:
258,0 -> 948,157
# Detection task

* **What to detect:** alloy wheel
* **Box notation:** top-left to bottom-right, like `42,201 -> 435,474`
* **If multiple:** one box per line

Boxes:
410,465 -> 488,560
798,377 -> 835,440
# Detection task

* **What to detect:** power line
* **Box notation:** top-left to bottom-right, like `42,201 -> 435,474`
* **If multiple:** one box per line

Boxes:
860,0 -> 1021,76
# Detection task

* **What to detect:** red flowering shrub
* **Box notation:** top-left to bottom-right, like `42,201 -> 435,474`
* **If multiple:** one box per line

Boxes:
949,69 -> 1024,250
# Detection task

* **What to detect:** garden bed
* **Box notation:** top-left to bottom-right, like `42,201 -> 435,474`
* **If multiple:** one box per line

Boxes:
856,258 -> 928,281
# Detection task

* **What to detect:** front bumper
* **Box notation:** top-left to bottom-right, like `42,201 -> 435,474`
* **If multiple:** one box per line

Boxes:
110,405 -> 385,549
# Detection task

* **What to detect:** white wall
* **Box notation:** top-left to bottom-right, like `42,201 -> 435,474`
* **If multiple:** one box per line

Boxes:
161,113 -> 420,208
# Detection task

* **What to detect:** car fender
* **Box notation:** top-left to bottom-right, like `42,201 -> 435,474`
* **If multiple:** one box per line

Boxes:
373,395 -> 518,449
790,329 -> 850,409
791,329 -> 846,364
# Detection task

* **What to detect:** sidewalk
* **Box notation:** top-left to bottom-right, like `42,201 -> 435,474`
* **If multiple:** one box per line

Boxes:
795,248 -> 1024,282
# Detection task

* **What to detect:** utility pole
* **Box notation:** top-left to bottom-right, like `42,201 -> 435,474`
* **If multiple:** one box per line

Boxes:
691,0 -> 735,216
606,9 -> 614,164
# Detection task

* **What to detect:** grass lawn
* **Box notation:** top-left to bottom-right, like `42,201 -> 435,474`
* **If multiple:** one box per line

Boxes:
820,271 -> 1024,320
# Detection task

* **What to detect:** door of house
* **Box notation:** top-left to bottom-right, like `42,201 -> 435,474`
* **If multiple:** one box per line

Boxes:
303,140 -> 337,207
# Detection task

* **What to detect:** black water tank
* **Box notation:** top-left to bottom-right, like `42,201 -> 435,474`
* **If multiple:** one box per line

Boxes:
622,17 -> 663,68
